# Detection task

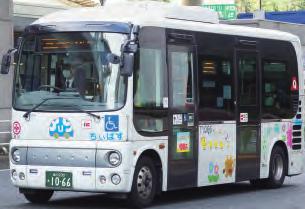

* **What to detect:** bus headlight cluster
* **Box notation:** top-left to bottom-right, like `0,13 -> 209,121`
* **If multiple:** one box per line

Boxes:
12,149 -> 21,163
108,151 -> 121,167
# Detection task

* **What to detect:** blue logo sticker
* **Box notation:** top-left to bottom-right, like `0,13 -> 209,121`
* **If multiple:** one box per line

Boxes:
49,117 -> 74,139
104,115 -> 119,132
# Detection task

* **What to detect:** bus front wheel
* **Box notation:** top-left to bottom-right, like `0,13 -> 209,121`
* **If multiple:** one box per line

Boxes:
22,189 -> 54,204
128,157 -> 157,209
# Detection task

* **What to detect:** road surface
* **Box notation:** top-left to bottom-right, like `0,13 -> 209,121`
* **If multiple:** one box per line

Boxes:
0,156 -> 304,209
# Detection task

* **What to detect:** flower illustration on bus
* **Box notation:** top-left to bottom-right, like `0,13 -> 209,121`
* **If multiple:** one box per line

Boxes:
49,117 -> 74,139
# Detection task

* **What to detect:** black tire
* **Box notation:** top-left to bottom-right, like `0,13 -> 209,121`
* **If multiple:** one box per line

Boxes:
265,146 -> 287,188
250,146 -> 286,189
249,179 -> 268,188
22,189 -> 54,204
128,157 -> 157,209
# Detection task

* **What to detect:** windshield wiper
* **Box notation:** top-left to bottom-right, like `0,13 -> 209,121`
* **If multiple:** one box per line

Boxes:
23,97 -> 100,120
68,105 -> 101,120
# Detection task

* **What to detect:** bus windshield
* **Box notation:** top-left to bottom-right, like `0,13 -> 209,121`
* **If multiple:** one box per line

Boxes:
14,32 -> 127,112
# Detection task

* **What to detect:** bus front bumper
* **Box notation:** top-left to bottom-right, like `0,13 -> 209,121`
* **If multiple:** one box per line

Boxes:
10,165 -> 132,193
9,143 -> 134,193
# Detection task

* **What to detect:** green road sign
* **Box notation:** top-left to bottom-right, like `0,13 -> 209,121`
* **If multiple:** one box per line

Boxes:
203,4 -> 237,20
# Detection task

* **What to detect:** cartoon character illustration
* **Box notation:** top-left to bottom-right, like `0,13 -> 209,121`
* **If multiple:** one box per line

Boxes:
208,162 -> 220,183
49,117 -> 74,139
214,140 -> 219,149
219,141 -> 224,150
282,124 -> 286,132
208,140 -> 213,150
223,156 -> 234,178
286,124 -> 293,148
201,136 -> 207,150
261,137 -> 268,161
274,124 -> 280,134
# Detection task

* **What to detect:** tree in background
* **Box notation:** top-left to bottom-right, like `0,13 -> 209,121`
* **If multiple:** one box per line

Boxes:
236,0 -> 305,12
100,0 -> 171,5
236,0 -> 258,12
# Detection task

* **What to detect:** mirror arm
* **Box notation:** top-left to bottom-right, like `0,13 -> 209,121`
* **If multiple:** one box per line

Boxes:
8,48 -> 17,55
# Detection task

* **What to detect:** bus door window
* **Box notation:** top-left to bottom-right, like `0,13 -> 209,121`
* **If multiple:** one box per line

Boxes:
171,50 -> 194,109
238,54 -> 258,154
239,55 -> 257,107
168,45 -> 195,160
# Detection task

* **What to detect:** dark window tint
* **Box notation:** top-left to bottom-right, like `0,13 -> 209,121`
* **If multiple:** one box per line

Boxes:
197,33 -> 235,121
261,40 -> 299,119
239,54 -> 257,106
199,57 -> 234,120
262,61 -> 296,119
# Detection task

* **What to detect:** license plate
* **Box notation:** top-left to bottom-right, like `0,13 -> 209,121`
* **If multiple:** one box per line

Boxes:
46,171 -> 73,189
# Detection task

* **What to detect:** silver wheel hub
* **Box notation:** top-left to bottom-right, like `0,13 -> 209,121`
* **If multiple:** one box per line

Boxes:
272,154 -> 284,181
137,166 -> 153,199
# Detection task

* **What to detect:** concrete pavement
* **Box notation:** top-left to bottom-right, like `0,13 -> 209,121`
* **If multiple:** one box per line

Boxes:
0,168 -> 304,209
0,155 -> 8,170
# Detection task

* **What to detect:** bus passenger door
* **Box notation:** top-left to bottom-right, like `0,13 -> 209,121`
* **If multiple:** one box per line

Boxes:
235,49 -> 261,182
167,44 -> 198,190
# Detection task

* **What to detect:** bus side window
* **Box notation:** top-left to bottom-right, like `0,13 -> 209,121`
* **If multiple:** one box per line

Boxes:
262,61 -> 292,119
196,33 -> 235,121
198,57 -> 234,121
261,40 -> 299,119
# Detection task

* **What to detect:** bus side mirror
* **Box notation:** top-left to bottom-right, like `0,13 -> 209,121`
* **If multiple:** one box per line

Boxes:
120,53 -> 134,77
1,53 -> 12,74
1,49 -> 17,75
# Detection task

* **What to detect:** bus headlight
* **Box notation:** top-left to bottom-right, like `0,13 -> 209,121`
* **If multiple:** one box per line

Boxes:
12,149 -> 21,163
108,151 -> 121,167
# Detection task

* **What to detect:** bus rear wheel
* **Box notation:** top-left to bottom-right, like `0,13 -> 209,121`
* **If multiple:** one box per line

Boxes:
128,157 -> 157,209
250,146 -> 286,188
22,189 -> 54,204
266,146 -> 287,188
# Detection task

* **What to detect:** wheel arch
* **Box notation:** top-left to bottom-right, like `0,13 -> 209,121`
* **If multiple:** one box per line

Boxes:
134,149 -> 163,194
271,140 -> 289,175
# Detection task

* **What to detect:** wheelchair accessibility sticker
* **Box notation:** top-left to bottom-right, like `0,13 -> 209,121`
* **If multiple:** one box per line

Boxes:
104,115 -> 119,132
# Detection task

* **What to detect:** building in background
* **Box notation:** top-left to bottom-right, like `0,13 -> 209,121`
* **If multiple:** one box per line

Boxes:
13,0 -> 98,43
0,0 -> 13,154
0,0 -> 98,153
223,10 -> 305,58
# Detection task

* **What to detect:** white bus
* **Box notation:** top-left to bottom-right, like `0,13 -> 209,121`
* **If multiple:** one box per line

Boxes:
1,2 -> 304,208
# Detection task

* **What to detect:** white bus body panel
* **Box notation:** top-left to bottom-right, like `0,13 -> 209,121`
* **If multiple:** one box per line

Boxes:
198,123 -> 236,186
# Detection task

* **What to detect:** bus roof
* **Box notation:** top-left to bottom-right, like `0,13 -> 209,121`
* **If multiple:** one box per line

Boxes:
32,1 -> 300,43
